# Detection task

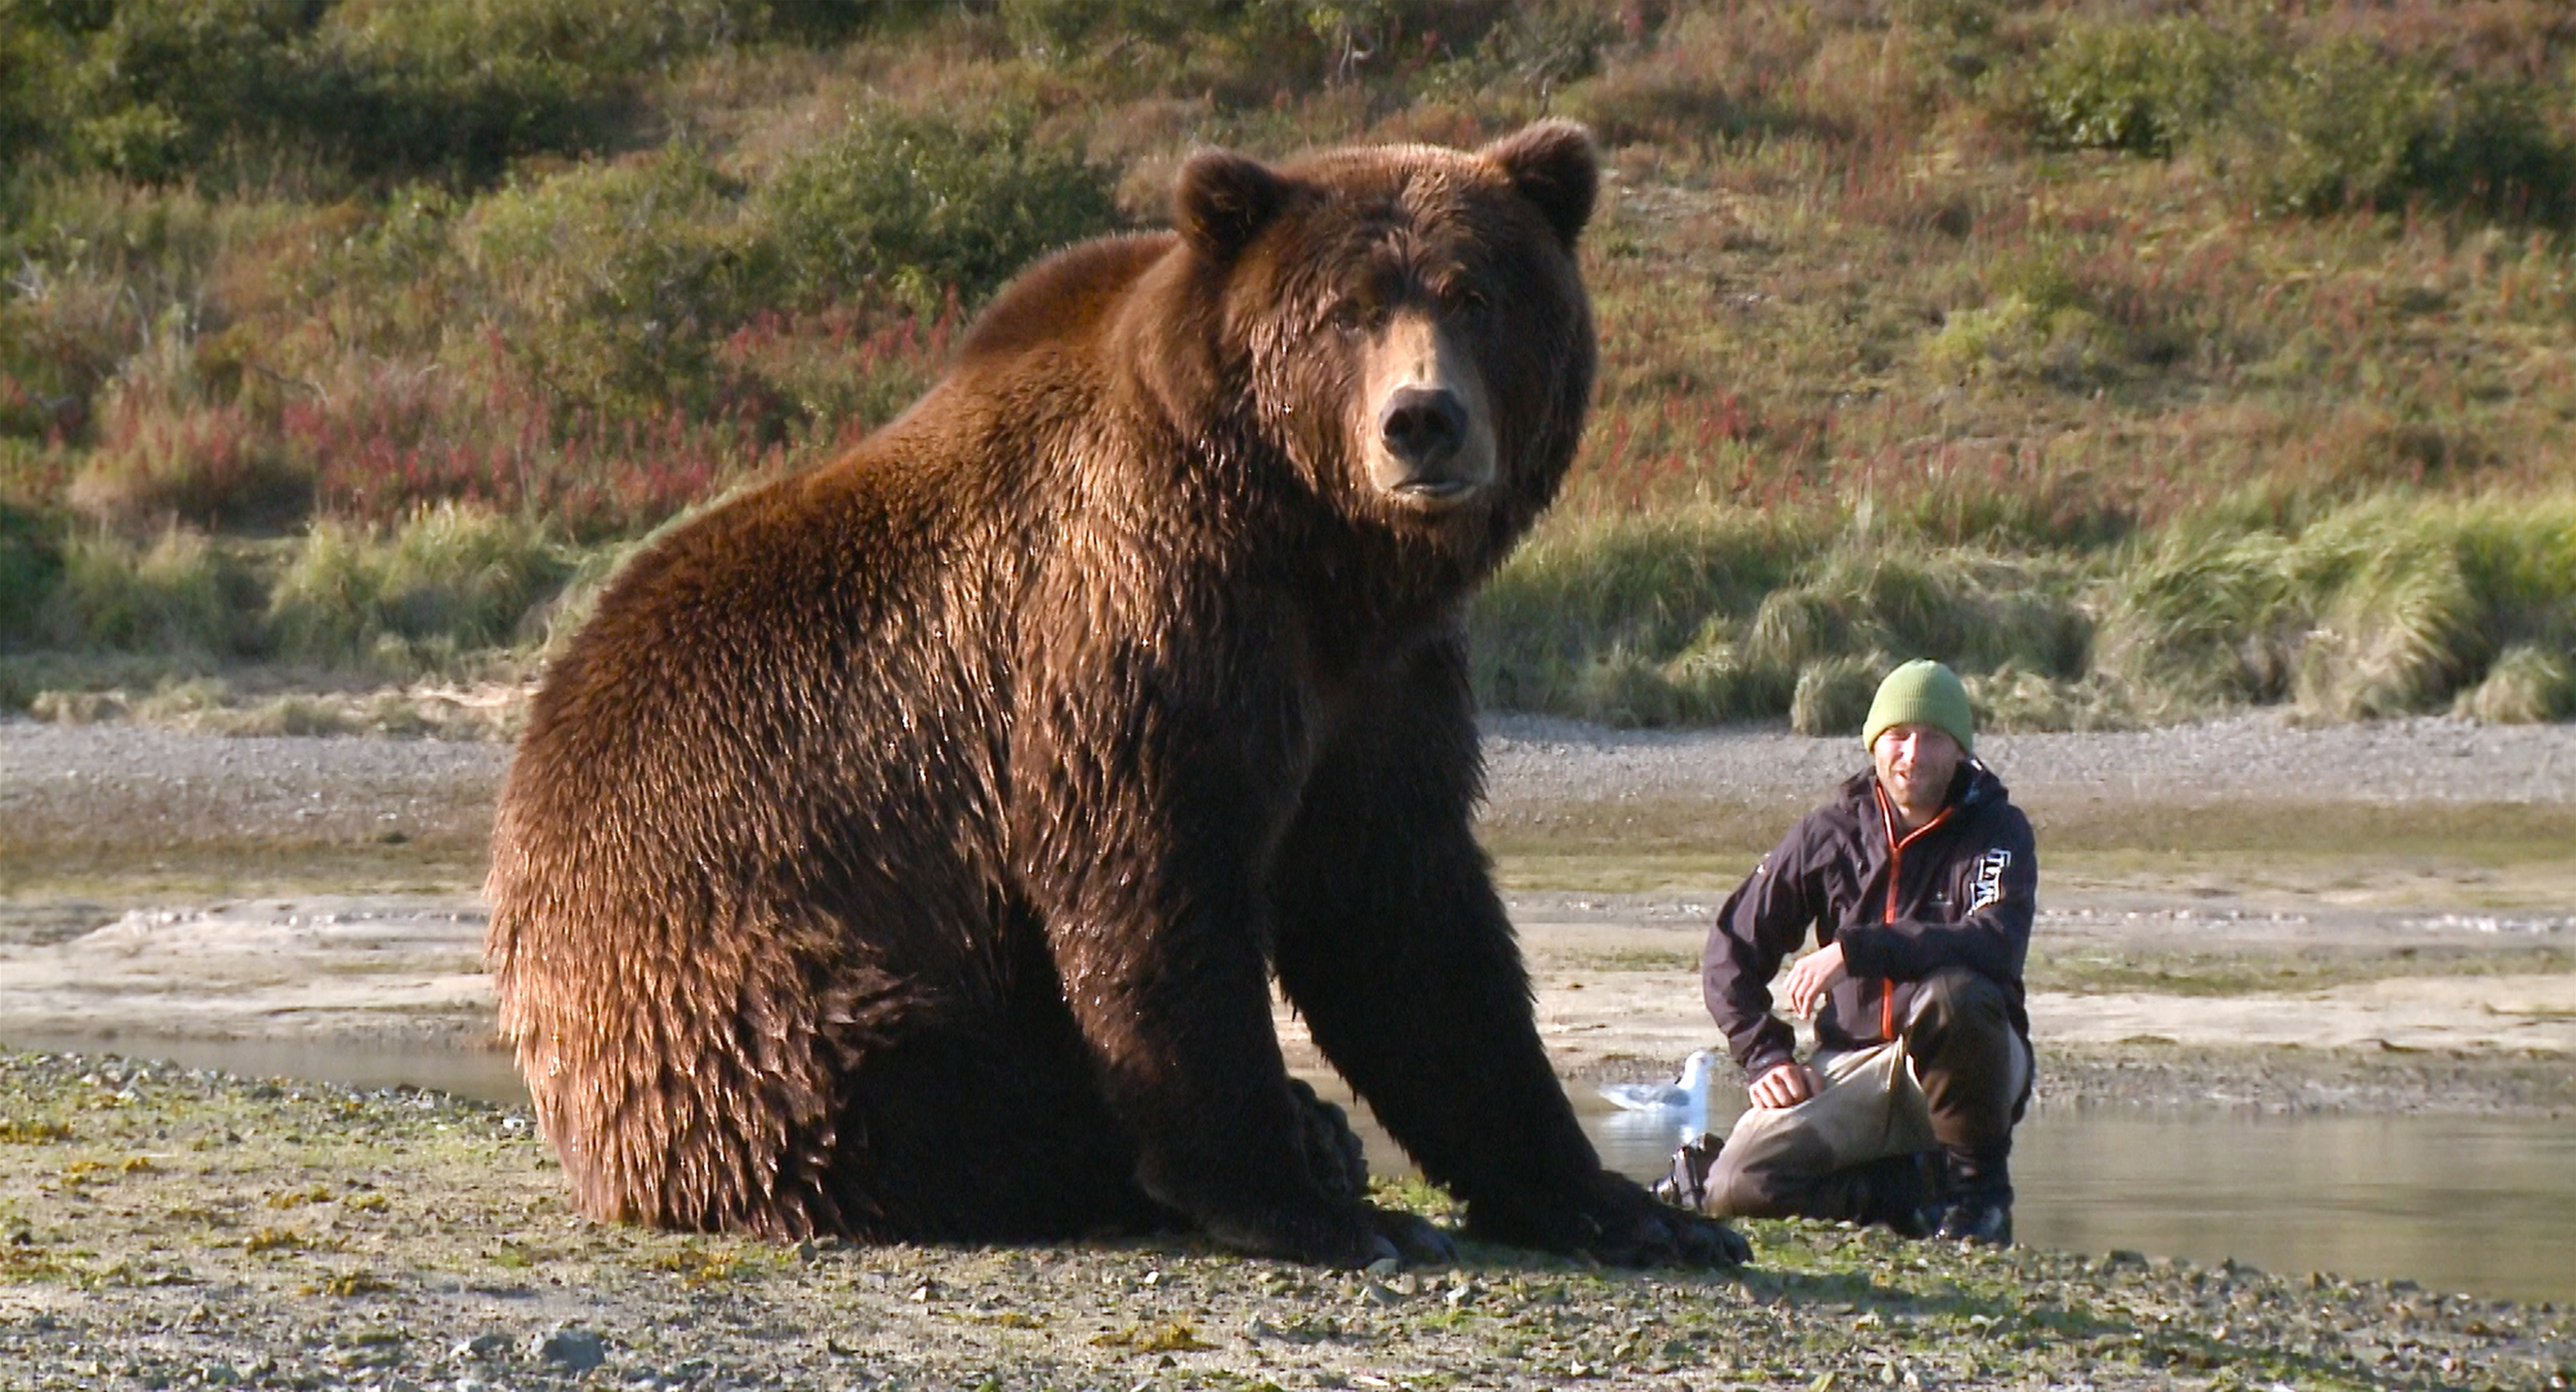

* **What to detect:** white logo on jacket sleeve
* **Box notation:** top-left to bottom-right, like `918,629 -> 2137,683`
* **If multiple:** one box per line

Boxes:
1970,848 -> 2012,912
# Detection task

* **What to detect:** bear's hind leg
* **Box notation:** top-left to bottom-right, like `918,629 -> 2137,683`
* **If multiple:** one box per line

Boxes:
822,1007 -> 1165,1244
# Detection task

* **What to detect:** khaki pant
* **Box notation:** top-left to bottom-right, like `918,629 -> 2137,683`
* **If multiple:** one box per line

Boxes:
1702,967 -> 2031,1222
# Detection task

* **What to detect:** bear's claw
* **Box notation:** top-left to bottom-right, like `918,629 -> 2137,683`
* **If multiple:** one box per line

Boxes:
1371,1208 -> 1458,1267
1464,1170 -> 1752,1268
1287,1077 -> 1371,1203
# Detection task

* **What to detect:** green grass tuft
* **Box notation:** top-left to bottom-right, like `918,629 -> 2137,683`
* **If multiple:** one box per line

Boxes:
2455,644 -> 2576,725
266,504 -> 574,677
1788,653 -> 1885,738
41,526 -> 257,657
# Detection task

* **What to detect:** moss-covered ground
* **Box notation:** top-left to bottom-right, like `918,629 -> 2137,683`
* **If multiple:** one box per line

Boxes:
3,1051 -> 2571,1391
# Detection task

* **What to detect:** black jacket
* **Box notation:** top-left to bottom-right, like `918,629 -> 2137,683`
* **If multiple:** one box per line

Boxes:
1700,761 -> 2036,1082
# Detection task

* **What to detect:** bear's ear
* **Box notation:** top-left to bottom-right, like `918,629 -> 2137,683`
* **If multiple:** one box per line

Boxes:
1482,120 -> 1598,250
1174,148 -> 1289,262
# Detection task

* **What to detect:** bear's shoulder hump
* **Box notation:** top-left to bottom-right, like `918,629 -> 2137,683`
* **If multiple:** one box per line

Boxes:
957,232 -> 1178,364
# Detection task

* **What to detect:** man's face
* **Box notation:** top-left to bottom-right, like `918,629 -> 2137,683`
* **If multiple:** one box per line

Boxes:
1871,723 -> 1963,818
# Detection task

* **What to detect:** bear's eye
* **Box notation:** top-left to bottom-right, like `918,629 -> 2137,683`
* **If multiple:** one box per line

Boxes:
1437,281 -> 1489,317
1328,298 -> 1379,336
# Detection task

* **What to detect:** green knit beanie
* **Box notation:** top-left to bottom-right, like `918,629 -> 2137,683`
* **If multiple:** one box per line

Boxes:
1861,659 -> 1975,754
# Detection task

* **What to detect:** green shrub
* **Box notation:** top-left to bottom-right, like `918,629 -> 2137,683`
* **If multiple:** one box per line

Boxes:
0,180 -> 256,441
759,104 -> 1120,315
7,0 -> 585,185
1918,284 -> 2150,401
999,0 -> 1181,56
2242,40 -> 2576,224
3,0 -> 872,190
2005,20 -> 2576,226
468,146 -> 784,418
41,525 -> 257,655
2019,16 -> 2238,157
0,15 -> 77,174
0,501 -> 65,644
1436,0 -> 1616,97
266,504 -> 575,674
1533,639 -> 1797,728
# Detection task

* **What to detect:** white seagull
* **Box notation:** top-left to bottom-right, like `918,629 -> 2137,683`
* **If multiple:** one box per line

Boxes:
1595,1049 -> 1717,1114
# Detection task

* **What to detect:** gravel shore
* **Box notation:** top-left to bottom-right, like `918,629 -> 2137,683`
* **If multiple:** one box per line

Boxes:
7,711 -> 2572,856
1481,711 -> 2576,809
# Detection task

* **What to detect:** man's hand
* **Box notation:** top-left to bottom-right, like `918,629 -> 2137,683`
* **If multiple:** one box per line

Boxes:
1781,940 -> 1848,1018
1747,1061 -> 1821,1109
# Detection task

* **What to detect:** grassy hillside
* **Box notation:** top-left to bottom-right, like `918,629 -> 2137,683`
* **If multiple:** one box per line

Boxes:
4,0 -> 2573,732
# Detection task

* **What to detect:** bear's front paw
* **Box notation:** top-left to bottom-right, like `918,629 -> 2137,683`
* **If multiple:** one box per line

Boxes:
1201,1201 -> 1456,1268
1579,1172 -> 1750,1267
1657,1206 -> 1754,1268
1286,1077 -> 1370,1202
1466,1172 -> 1750,1268
1200,1201 -> 1403,1269
1369,1207 -> 1458,1267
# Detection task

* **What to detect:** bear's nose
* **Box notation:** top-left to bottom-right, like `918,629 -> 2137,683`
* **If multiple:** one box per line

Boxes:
1378,386 -> 1469,475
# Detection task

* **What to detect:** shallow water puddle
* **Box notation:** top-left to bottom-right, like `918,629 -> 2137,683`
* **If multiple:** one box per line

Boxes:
1,1031 -> 529,1106
9,1030 -> 2572,1305
1589,1101 -> 2576,1305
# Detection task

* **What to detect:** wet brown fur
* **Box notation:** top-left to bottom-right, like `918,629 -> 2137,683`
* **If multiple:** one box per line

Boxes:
486,123 -> 1715,1264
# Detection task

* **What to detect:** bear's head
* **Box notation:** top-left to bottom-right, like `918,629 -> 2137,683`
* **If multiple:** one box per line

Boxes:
1163,121 -> 1598,571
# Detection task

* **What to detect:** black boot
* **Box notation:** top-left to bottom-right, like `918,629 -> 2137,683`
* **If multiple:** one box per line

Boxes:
1847,1153 -> 1935,1239
1928,1148 -> 2013,1246
1651,1133 -> 1725,1211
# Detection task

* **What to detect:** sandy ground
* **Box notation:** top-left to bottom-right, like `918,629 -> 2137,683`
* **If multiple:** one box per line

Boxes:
3,893 -> 2569,1101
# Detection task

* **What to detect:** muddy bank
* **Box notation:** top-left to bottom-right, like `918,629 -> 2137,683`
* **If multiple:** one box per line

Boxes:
3,1050 -> 2570,1392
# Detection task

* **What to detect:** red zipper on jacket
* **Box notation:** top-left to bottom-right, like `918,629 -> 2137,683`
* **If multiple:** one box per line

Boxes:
1872,784 -> 1954,1040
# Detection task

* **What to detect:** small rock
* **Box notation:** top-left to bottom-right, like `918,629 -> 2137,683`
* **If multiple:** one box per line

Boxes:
1362,1255 -> 1399,1277
534,1326 -> 606,1372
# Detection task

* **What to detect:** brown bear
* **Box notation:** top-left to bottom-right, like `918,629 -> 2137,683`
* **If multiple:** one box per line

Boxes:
485,120 -> 1744,1268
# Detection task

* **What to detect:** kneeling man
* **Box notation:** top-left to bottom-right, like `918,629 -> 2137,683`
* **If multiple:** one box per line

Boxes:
1664,659 -> 2035,1244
